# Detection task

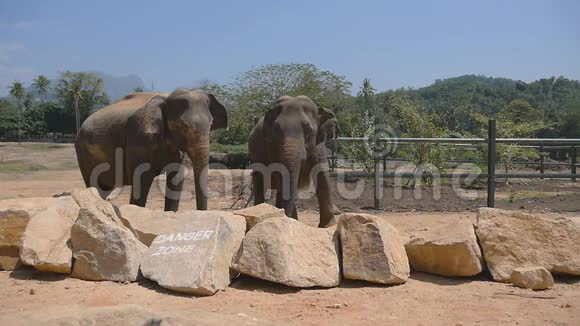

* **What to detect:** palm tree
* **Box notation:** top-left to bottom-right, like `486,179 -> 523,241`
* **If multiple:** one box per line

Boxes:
358,78 -> 376,119
133,87 -> 144,93
56,72 -> 84,134
55,71 -> 106,134
8,81 -> 26,144
32,75 -> 50,103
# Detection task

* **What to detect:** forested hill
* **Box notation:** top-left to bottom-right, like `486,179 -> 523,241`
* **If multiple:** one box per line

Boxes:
376,75 -> 580,138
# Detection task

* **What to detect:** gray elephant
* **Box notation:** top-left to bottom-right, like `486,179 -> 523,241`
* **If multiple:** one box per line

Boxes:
75,89 -> 227,211
248,95 -> 337,227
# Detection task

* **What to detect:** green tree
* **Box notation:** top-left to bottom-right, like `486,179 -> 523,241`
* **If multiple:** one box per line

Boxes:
206,63 -> 351,145
469,100 -> 546,182
55,71 -> 108,134
501,99 -> 543,124
42,103 -> 75,134
0,99 -> 19,138
32,75 -> 50,103
560,108 -> 580,138
234,63 -> 351,112
133,87 -> 144,92
23,104 -> 47,135
389,94 -> 449,180
339,93 -> 448,176
358,78 -> 376,118
8,81 -> 26,143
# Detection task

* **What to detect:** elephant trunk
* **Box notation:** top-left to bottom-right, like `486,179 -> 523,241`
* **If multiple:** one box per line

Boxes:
186,134 -> 210,210
275,139 -> 304,219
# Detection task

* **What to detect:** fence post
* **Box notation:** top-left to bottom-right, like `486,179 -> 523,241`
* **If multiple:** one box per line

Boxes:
373,134 -> 380,210
487,119 -> 496,208
330,140 -> 335,172
382,154 -> 387,172
572,146 -> 577,182
540,144 -> 544,177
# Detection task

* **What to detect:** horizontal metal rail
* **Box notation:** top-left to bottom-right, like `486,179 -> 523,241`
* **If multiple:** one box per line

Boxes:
332,137 -> 580,145
329,172 -> 580,179
329,157 -> 580,167
329,123 -> 579,209
376,157 -> 579,167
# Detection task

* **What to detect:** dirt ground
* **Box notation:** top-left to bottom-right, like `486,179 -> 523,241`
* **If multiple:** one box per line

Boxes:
1,142 -> 579,325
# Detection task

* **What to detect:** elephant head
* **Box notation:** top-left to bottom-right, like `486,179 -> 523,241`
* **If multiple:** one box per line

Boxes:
145,89 -> 227,210
264,96 -> 336,159
317,106 -> 339,144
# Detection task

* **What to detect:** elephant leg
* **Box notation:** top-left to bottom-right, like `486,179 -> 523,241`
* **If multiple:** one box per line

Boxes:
311,147 -> 335,227
275,167 -> 299,219
252,171 -> 265,205
315,169 -> 334,227
164,161 -> 185,212
130,171 -> 155,207
190,143 -> 209,210
276,188 -> 297,219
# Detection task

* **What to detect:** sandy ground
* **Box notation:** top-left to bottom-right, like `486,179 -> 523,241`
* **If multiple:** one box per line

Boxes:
1,267 -> 579,326
1,142 -> 579,325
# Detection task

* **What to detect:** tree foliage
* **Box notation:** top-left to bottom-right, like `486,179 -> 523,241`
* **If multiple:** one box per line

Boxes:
203,63 -> 351,145
32,75 -> 50,103
0,99 -> 19,137
358,78 -> 376,118
8,81 -> 26,102
55,71 -> 109,133
391,75 -> 580,138
0,73 -> 108,138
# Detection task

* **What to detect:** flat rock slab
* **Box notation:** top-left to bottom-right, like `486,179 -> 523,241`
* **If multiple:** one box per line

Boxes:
233,203 -> 286,231
71,188 -> 147,282
510,266 -> 554,290
405,220 -> 483,277
338,213 -> 410,284
0,196 -> 72,270
476,208 -> 580,282
140,211 -> 246,295
232,217 -> 340,288
116,204 -> 194,246
19,196 -> 80,273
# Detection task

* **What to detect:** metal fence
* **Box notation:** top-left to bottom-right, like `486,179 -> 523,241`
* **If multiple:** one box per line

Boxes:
328,119 -> 580,209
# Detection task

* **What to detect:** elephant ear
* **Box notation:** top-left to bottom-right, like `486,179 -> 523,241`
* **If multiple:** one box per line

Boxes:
208,94 -> 228,130
140,96 -> 167,134
317,106 -> 337,144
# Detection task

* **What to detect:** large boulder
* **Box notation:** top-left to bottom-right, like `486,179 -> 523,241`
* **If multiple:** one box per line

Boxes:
338,213 -> 409,284
19,196 -> 80,273
0,197 -> 71,270
510,266 -> 554,290
232,217 -> 340,288
233,203 -> 286,231
476,208 -> 580,282
405,220 -> 484,277
116,204 -> 192,246
71,188 -> 147,282
140,211 -> 246,295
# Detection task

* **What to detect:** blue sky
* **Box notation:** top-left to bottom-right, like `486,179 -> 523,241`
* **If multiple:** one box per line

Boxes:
1,0 -> 579,95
